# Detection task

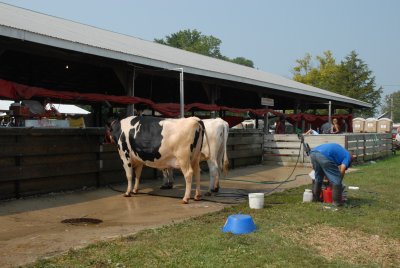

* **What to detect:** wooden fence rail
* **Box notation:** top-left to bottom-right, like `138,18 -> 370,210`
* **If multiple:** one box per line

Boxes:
263,133 -> 393,166
0,128 -> 263,200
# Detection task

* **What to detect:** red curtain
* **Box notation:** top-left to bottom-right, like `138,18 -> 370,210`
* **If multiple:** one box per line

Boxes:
0,79 -> 353,130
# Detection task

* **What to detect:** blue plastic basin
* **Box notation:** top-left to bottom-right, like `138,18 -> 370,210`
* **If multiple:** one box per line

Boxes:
222,214 -> 256,235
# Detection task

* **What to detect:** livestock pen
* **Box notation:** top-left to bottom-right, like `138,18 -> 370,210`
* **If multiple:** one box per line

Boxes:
263,133 -> 393,166
0,128 -> 263,200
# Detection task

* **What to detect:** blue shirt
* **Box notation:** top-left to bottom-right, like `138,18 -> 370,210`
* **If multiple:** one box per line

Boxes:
311,143 -> 352,169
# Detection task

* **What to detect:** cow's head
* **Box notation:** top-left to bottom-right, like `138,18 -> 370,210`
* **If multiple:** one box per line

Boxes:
105,117 -> 121,144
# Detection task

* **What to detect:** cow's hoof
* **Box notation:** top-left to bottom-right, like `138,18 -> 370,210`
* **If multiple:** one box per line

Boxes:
123,193 -> 132,197
160,184 -> 173,190
182,199 -> 189,204
194,195 -> 202,201
204,191 -> 211,197
132,190 -> 138,194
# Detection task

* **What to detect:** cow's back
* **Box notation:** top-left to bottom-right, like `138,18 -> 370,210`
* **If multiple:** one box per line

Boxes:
159,117 -> 204,162
119,116 -> 204,169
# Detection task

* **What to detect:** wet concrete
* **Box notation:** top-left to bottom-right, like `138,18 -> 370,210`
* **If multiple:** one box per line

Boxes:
0,164 -> 312,267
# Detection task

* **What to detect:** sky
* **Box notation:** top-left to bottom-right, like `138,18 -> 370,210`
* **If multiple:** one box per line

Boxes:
2,0 -> 400,102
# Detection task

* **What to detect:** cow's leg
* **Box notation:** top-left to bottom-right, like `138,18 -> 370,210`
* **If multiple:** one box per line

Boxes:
122,161 -> 133,197
132,164 -> 143,194
205,160 -> 219,196
180,164 -> 194,204
160,168 -> 174,189
193,161 -> 202,201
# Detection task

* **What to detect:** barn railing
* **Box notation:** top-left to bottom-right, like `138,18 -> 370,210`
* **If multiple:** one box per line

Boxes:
0,128 -> 117,199
0,128 -> 263,200
227,129 -> 263,168
263,133 -> 393,166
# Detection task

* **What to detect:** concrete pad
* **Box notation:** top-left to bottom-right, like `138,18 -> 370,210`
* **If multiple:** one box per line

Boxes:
0,164 -> 312,267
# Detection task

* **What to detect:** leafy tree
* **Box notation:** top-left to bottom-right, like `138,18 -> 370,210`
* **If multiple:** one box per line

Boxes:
230,57 -> 254,68
381,91 -> 400,122
336,51 -> 382,117
293,51 -> 338,90
155,29 -> 223,58
292,50 -> 382,117
155,29 -> 254,67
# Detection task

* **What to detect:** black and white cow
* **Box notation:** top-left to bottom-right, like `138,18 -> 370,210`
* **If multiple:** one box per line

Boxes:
107,116 -> 206,204
161,118 -> 229,195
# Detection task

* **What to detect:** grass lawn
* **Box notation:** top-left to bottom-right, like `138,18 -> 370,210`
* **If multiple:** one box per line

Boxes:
29,155 -> 400,268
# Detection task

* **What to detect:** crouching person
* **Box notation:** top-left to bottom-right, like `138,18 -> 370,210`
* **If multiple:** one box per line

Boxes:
309,143 -> 354,206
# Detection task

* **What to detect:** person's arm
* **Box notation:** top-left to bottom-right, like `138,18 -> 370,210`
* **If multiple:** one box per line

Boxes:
332,124 -> 339,133
339,164 -> 346,178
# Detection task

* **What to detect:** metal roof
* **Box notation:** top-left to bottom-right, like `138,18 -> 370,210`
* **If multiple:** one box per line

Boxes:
0,3 -> 371,108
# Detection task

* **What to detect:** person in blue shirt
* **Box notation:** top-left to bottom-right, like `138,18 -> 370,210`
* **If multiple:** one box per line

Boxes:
309,143 -> 354,206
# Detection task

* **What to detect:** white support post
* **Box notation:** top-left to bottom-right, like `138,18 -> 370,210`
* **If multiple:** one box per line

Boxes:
179,68 -> 184,118
170,67 -> 185,118
328,101 -> 332,124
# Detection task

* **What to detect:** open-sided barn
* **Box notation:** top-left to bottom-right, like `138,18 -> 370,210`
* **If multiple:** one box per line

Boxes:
0,3 -> 376,199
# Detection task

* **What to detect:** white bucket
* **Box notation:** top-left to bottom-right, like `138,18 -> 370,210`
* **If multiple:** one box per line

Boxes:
248,193 -> 265,209
303,189 -> 313,202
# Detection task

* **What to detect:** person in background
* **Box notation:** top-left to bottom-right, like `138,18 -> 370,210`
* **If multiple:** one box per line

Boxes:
309,143 -> 354,206
331,118 -> 340,134
304,128 -> 319,135
340,119 -> 348,133
275,115 -> 286,134
320,121 -> 332,134
134,103 -> 148,116
396,126 -> 400,145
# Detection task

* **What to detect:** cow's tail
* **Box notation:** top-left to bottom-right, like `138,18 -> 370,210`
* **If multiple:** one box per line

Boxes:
199,120 -> 210,161
222,122 -> 229,176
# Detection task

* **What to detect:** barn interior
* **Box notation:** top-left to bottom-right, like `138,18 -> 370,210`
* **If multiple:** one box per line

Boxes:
0,34 -> 368,128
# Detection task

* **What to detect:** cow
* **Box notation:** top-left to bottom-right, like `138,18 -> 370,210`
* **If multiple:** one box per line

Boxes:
161,118 -> 229,195
106,116 -> 207,204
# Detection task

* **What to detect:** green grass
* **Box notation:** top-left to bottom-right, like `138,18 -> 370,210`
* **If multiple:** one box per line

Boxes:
28,155 -> 400,268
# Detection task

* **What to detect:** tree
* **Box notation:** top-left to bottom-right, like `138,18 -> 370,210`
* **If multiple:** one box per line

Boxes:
336,51 -> 382,117
292,50 -> 382,117
230,57 -> 254,68
381,91 -> 400,122
155,29 -> 254,68
293,51 -> 338,90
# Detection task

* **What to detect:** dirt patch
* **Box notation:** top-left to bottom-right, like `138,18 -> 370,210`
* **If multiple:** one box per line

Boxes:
276,224 -> 400,267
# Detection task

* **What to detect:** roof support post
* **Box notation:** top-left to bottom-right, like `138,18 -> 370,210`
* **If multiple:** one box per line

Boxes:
263,109 -> 269,134
126,68 -> 135,116
170,67 -> 184,118
328,100 -> 332,124
179,68 -> 184,118
295,101 -> 300,134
